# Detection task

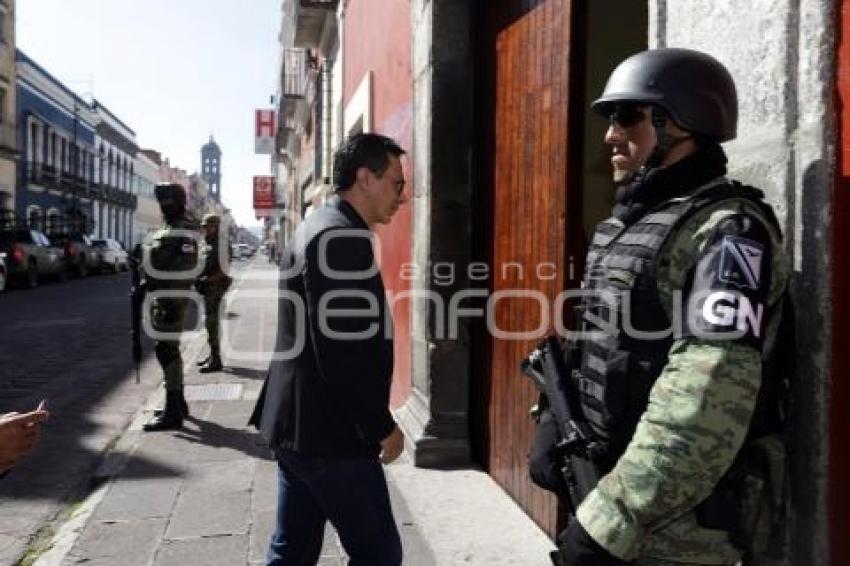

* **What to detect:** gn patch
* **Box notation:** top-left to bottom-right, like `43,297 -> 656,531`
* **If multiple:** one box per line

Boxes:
718,236 -> 764,290
681,214 -> 773,348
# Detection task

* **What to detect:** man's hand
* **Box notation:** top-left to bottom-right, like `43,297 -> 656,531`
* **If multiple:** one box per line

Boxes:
379,425 -> 404,464
0,409 -> 49,474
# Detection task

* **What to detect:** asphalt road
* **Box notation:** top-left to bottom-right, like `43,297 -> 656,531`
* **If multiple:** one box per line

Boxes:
0,258 -> 260,564
0,270 -> 136,415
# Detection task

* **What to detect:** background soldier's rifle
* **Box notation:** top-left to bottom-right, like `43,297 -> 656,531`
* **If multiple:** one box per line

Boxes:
129,245 -> 146,384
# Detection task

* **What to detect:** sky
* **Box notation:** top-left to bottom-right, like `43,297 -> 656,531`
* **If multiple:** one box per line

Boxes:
17,0 -> 281,228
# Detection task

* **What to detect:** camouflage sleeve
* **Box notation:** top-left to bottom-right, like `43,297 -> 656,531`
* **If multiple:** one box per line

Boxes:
575,199 -> 788,560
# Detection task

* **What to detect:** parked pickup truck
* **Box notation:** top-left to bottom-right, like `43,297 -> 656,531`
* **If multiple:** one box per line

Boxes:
48,231 -> 100,277
0,229 -> 66,288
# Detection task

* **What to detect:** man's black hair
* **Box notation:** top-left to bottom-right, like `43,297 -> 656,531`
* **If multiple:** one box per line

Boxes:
332,133 -> 405,192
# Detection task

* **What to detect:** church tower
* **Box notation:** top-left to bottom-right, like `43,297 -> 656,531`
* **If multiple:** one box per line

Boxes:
201,135 -> 222,201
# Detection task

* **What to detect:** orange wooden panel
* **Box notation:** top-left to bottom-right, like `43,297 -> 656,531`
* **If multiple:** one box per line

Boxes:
473,0 -> 578,536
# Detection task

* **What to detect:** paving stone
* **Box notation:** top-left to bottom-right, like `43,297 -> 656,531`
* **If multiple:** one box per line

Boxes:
249,509 -> 275,564
184,426 -> 261,463
62,519 -> 167,566
205,400 -> 256,426
155,534 -> 248,566
118,446 -> 189,480
182,460 -> 255,493
92,478 -> 182,521
166,490 -> 251,539
252,459 -> 279,514
136,430 -> 203,454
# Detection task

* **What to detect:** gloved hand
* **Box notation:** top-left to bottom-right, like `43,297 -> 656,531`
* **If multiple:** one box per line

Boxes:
556,519 -> 629,566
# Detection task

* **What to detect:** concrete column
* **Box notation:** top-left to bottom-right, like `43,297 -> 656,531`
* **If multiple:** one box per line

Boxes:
395,0 -> 474,468
92,200 -> 99,237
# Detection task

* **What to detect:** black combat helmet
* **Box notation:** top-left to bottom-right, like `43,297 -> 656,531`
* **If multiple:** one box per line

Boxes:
592,48 -> 738,142
154,183 -> 187,205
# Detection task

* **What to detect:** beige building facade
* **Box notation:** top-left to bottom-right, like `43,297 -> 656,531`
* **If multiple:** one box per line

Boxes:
0,0 -> 16,210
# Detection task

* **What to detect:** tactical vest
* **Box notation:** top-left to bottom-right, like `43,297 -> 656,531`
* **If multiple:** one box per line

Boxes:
576,179 -> 782,473
143,218 -> 199,292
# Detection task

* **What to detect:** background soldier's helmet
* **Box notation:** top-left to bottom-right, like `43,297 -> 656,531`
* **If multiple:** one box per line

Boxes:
592,48 -> 738,142
201,214 -> 221,227
153,183 -> 187,206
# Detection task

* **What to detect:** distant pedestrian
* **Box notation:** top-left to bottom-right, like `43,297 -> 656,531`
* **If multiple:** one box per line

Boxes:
195,213 -> 232,373
250,133 -> 409,566
137,183 -> 199,432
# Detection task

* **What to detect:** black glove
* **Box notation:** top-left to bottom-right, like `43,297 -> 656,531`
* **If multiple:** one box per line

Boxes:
556,519 -> 629,566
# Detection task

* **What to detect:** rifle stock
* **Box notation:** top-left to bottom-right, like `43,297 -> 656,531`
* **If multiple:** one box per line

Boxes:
129,246 -> 146,383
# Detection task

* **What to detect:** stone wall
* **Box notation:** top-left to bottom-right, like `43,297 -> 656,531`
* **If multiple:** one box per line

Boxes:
652,1 -> 836,563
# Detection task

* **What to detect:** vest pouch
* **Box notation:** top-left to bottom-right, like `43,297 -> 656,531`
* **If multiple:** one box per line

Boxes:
696,434 -> 787,560
731,434 -> 788,560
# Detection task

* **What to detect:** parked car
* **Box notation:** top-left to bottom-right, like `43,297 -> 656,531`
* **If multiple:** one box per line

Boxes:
91,238 -> 129,273
0,252 -> 7,293
47,231 -> 100,278
237,243 -> 255,259
0,229 -> 66,288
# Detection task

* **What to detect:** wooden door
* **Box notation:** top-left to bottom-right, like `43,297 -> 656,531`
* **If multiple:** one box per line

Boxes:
472,0 -> 583,535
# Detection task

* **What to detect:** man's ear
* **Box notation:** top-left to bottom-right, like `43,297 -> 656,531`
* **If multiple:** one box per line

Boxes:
355,166 -> 370,188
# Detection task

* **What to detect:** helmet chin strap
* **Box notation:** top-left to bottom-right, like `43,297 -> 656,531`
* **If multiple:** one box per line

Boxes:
642,107 -> 692,172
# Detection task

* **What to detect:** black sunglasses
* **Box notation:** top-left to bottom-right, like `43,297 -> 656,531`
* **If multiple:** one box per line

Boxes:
608,104 -> 648,128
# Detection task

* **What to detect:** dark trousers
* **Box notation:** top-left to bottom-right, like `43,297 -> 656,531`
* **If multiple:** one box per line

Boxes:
267,450 -> 402,566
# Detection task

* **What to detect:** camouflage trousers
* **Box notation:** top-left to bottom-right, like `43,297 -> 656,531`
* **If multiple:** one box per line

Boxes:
202,284 -> 229,355
151,297 -> 188,391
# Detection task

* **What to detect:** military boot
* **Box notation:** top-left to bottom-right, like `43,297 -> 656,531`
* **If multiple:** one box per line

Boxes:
199,348 -> 223,373
153,390 -> 189,418
143,390 -> 184,432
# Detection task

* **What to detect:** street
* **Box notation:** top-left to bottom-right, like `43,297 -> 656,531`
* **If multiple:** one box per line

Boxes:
0,257 -> 555,565
0,259 -> 266,564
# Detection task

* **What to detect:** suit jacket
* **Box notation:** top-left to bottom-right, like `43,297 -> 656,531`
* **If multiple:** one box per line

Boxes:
249,197 -> 395,458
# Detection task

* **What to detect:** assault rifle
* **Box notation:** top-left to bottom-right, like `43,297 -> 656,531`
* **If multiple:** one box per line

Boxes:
129,245 -> 146,384
521,335 -> 601,512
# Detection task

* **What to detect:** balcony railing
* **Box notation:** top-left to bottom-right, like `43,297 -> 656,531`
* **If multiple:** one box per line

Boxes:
27,161 -> 96,196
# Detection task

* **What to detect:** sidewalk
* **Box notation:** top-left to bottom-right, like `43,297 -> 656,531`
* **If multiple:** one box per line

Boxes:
31,260 -> 555,566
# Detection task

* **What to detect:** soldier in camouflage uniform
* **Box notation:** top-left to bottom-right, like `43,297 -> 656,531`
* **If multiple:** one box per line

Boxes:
548,49 -> 790,565
195,213 -> 232,373
140,183 -> 200,432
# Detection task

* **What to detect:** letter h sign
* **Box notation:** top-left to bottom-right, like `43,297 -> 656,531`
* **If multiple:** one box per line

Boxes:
255,109 -> 277,154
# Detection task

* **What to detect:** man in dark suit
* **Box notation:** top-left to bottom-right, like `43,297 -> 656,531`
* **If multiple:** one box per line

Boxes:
250,133 -> 408,566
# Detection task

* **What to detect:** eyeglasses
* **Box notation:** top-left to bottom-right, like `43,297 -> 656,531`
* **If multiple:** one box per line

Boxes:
390,178 -> 406,197
608,105 -> 647,128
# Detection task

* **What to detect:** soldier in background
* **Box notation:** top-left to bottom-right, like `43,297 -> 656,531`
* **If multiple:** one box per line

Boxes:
139,183 -> 199,432
534,49 -> 790,565
195,213 -> 232,373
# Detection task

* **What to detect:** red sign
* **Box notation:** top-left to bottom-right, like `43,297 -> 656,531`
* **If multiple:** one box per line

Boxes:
255,109 -> 277,154
253,176 -> 276,210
